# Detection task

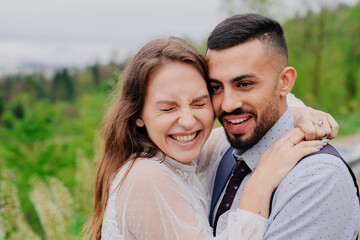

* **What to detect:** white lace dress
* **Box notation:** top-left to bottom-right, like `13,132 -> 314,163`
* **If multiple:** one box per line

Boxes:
101,153 -> 267,240
101,93 -> 305,240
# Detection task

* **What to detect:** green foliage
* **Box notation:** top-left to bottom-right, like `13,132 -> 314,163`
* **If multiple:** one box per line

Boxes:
29,177 -> 73,240
0,61 -> 114,238
0,170 -> 40,240
283,3 -> 360,120
52,69 -> 75,101
0,97 -> 4,118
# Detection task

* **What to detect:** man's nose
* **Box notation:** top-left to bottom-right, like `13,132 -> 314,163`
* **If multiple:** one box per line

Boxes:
221,88 -> 243,113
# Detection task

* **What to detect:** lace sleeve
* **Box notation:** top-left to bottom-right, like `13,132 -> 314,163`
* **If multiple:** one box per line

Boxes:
287,93 -> 306,107
216,209 -> 268,240
115,160 -> 267,240
196,127 -> 227,174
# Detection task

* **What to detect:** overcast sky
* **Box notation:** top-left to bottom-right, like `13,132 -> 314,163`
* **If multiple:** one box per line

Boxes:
0,0 -> 358,74
0,0 -> 225,73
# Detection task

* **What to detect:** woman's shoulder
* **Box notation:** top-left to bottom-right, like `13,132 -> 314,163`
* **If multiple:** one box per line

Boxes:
125,158 -> 173,185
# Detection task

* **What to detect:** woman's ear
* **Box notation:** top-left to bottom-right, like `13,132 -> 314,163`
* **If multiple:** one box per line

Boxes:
136,117 -> 145,127
279,67 -> 297,97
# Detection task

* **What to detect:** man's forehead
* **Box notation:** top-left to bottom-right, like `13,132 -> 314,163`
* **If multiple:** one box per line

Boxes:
206,40 -> 265,59
206,41 -> 266,68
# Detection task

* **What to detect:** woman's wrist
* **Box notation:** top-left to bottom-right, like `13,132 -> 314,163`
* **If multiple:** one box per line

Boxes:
238,178 -> 274,218
243,177 -> 274,200
247,169 -> 277,193
239,187 -> 271,218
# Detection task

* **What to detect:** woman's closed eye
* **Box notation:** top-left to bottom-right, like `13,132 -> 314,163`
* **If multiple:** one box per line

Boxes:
160,107 -> 176,112
193,103 -> 206,108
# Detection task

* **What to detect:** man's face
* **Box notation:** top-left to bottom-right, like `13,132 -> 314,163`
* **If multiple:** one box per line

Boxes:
206,40 -> 281,149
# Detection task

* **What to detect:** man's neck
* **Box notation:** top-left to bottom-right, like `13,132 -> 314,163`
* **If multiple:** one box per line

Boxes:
233,108 -> 294,171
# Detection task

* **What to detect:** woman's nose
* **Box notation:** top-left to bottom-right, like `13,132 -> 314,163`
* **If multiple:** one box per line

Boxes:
178,109 -> 196,129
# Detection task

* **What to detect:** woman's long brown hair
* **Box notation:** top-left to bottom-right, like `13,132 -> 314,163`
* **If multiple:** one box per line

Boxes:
83,37 -> 208,239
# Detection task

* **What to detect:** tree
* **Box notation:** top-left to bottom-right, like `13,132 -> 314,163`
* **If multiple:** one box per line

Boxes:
90,62 -> 100,86
12,102 -> 25,119
344,3 -> 360,112
0,97 -> 4,118
51,68 -> 75,101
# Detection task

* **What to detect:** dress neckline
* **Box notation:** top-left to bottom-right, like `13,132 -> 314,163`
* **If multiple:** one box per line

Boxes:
154,152 -> 197,183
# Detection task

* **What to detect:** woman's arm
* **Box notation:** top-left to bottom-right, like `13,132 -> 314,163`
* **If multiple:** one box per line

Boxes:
238,128 -> 327,218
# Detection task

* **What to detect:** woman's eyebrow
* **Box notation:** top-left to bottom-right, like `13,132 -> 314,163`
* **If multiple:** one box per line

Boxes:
192,94 -> 209,103
154,94 -> 209,105
155,100 -> 177,105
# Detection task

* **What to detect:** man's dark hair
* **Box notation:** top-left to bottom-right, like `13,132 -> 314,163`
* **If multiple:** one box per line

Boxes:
207,13 -> 288,64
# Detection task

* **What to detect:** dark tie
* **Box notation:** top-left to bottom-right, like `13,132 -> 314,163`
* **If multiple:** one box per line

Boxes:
213,158 -> 251,235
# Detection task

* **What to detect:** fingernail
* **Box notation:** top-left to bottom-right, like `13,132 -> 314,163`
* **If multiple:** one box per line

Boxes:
316,145 -> 324,150
321,139 -> 330,144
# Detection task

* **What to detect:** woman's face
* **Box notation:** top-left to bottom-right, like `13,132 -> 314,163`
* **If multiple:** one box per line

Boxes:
136,61 -> 214,164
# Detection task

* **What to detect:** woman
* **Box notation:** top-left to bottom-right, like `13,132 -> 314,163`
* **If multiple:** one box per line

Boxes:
84,37 -> 332,239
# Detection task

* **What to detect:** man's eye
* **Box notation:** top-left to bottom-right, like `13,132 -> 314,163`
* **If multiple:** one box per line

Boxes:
211,85 -> 223,92
237,82 -> 251,88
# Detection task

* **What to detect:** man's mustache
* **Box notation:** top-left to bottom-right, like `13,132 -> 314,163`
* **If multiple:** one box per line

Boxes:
219,108 -> 257,122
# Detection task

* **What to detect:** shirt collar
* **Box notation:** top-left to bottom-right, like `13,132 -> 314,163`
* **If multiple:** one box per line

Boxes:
233,108 -> 294,171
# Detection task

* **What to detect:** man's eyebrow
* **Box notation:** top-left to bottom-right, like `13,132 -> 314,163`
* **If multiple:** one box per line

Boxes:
208,79 -> 222,84
231,74 -> 256,83
209,74 -> 256,84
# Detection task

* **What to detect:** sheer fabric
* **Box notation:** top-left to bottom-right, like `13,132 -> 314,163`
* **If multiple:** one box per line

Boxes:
102,155 -> 267,240
101,93 -> 304,239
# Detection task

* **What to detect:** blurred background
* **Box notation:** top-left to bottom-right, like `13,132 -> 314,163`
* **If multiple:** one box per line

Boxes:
0,0 -> 359,239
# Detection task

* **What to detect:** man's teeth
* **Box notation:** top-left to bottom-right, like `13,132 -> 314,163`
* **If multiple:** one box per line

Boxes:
228,117 -> 249,124
172,133 -> 197,142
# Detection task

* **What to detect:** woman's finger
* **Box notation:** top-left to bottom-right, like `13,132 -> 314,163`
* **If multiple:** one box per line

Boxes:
313,122 -> 326,139
292,140 -> 326,159
296,118 -> 316,141
319,118 -> 332,138
326,113 -> 339,139
276,128 -> 305,147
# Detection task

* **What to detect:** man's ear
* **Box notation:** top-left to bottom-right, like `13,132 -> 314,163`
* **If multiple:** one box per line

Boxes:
279,66 -> 297,97
136,117 -> 145,127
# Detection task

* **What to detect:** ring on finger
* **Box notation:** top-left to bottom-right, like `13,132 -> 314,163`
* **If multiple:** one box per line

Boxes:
314,118 -> 324,126
288,138 -> 296,146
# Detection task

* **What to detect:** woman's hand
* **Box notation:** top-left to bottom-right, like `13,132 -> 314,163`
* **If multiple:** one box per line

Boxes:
253,128 -> 327,191
291,107 -> 339,140
238,128 -> 327,218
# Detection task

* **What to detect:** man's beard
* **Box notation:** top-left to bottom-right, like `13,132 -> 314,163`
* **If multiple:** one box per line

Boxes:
220,94 -> 280,150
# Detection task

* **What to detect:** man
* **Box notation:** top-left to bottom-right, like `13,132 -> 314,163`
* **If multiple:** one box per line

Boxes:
205,13 -> 360,239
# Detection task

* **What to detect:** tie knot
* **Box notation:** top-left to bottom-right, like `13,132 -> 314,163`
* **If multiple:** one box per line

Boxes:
232,159 -> 251,176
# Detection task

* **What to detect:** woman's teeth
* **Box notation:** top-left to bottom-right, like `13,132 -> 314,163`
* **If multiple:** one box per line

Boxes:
171,133 -> 197,142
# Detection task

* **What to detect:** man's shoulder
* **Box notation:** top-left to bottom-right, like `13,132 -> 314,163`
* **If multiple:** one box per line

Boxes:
293,144 -> 349,177
277,144 -> 357,196
268,144 -> 360,237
